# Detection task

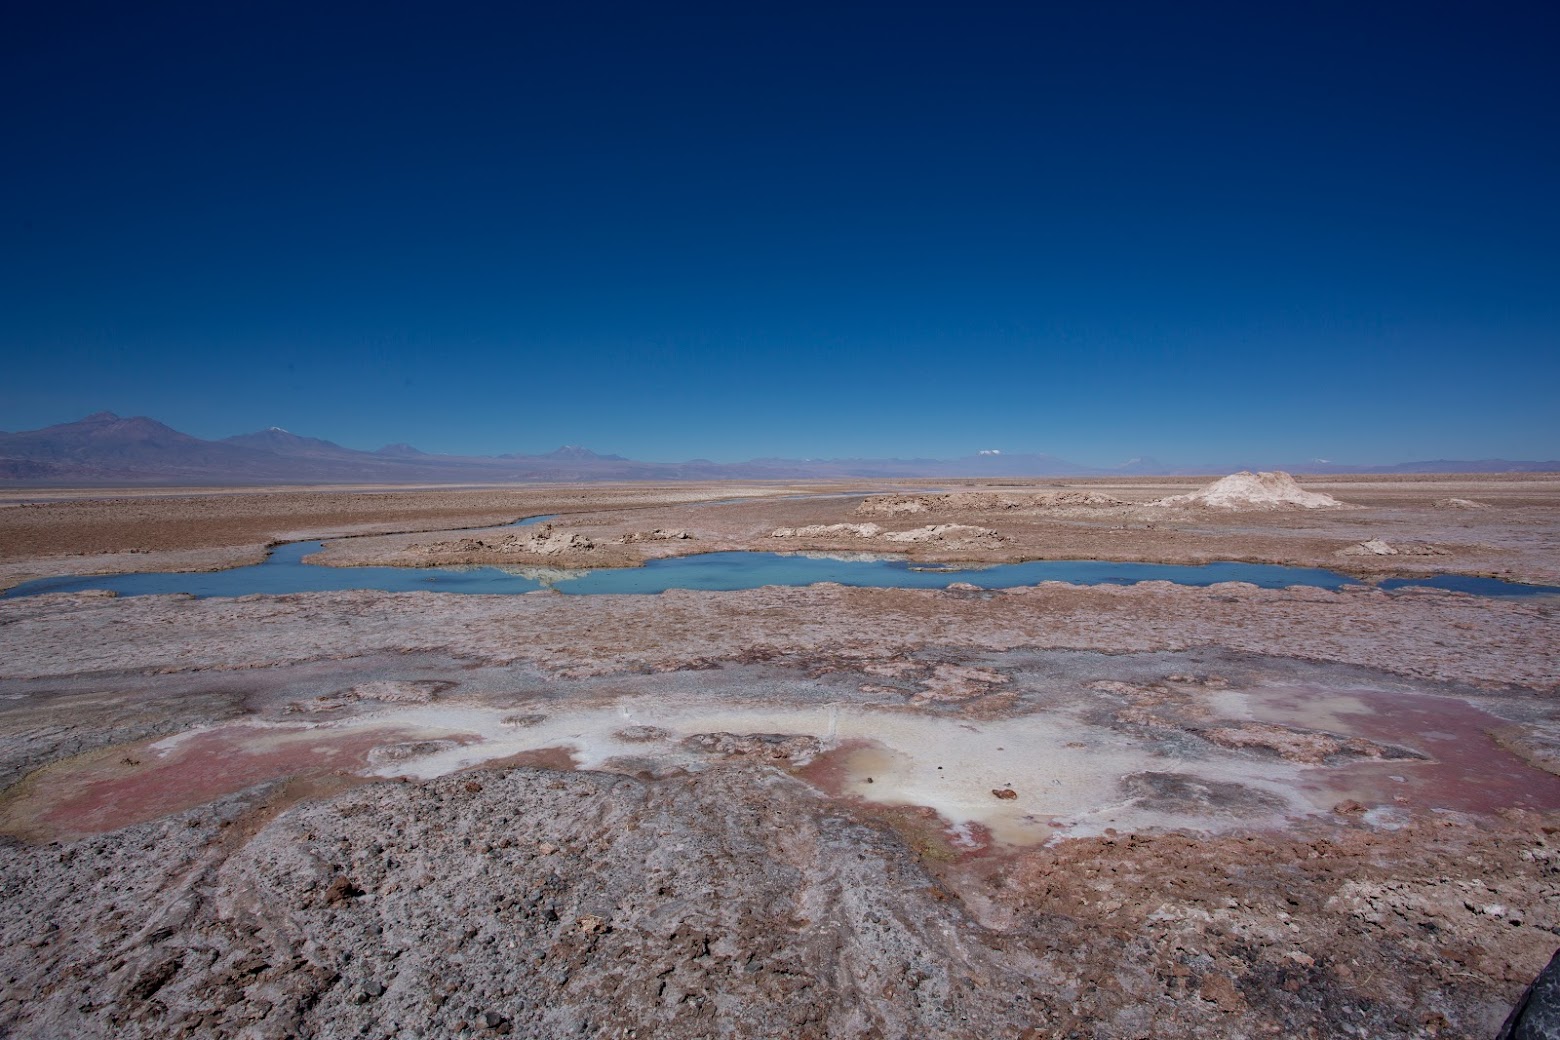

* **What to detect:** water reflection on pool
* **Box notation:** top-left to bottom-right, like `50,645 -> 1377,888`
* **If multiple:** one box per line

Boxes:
5,540 -> 1556,600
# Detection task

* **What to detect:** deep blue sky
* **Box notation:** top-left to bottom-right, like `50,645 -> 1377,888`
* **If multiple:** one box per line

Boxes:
3,2 -> 1557,465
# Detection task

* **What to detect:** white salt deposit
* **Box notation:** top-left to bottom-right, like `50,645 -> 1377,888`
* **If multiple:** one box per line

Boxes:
1338,538 -> 1398,556
770,523 -> 884,538
152,695 -> 1328,846
882,524 -> 1001,543
1153,471 -> 1348,510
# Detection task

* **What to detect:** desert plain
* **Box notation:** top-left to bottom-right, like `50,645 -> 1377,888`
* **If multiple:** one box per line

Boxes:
1,473 -> 1558,1039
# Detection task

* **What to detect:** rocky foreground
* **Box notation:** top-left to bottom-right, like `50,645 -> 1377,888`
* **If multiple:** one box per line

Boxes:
1,583 -> 1556,1039
1,478 -> 1558,1038
2,761 -> 1557,1039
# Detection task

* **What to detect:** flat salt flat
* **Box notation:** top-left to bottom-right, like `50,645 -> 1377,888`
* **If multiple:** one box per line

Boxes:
142,696 -> 1327,845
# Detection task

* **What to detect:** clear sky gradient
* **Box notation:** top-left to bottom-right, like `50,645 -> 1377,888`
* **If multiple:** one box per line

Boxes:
3,2 -> 1556,465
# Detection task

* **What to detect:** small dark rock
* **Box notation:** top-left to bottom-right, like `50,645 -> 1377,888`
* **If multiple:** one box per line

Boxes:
324,875 -> 364,904
1498,946 -> 1560,1040
126,956 -> 182,1001
614,725 -> 670,743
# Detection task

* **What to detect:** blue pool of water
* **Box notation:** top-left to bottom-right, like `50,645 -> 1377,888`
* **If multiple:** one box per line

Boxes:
5,540 -> 1556,600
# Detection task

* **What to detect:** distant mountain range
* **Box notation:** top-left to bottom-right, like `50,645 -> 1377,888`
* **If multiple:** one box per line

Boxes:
0,412 -> 1554,485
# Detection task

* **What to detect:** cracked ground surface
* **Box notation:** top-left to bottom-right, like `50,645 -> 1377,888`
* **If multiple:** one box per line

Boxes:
0,477 -> 1557,1038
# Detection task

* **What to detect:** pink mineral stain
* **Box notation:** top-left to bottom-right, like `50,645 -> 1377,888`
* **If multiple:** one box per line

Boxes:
1243,686 -> 1560,816
9,723 -> 472,840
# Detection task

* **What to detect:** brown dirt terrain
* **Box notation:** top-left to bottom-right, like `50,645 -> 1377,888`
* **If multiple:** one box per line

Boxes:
5,474 -> 1559,589
0,477 -> 1557,1038
302,474 -> 1560,585
0,483 -> 827,591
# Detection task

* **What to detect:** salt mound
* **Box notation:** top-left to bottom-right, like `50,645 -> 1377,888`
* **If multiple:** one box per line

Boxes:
1337,539 -> 1449,558
771,523 -> 883,538
1035,490 -> 1129,508
855,491 -> 1127,515
855,496 -> 929,516
1337,538 -> 1398,557
415,523 -> 598,557
1153,471 -> 1348,511
882,524 -> 1005,544
619,528 -> 693,543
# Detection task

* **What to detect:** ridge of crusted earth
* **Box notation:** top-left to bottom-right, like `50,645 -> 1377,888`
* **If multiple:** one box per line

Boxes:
2,580 -> 1554,690
1,763 -> 1557,1039
0,478 -> 1557,1039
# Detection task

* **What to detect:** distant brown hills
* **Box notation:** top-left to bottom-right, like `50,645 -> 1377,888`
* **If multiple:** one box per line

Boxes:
0,412 -> 1553,485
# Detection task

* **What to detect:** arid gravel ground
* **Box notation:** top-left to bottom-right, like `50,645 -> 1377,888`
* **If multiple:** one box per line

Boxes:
5,474 -> 1559,589
306,474 -> 1560,585
1,476 -> 1557,1039
0,483 -> 829,592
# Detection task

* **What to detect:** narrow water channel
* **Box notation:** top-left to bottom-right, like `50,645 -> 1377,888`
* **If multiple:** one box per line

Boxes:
5,538 -> 1555,600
